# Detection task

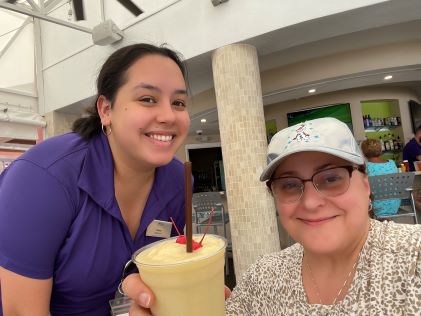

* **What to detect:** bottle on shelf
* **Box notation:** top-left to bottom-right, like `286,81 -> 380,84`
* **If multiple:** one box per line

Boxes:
379,136 -> 385,152
393,135 -> 398,151
397,136 -> 402,150
385,134 -> 391,151
364,115 -> 401,129
384,135 -> 391,151
389,133 -> 394,150
362,115 -> 367,128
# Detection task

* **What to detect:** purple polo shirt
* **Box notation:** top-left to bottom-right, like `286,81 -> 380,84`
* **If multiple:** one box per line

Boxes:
0,132 -> 186,315
403,137 -> 421,171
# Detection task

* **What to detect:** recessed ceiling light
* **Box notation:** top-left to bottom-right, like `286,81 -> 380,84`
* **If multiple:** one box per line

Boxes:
308,89 -> 316,93
384,75 -> 393,80
200,118 -> 207,123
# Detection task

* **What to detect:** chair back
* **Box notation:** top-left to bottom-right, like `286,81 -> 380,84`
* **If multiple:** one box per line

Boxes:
368,172 -> 415,201
192,192 -> 225,224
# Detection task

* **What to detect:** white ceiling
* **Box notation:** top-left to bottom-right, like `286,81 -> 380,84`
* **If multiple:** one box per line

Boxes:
60,19 -> 421,137
2,0 -> 421,137
186,18 -> 421,136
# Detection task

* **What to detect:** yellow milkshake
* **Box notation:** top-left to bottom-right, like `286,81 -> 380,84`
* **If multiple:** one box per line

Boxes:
133,234 -> 226,316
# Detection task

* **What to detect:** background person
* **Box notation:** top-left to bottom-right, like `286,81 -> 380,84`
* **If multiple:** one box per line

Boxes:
0,43 -> 190,315
403,125 -> 421,171
360,138 -> 400,217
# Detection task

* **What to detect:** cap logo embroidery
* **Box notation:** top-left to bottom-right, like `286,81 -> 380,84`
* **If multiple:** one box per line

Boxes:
284,121 -> 320,149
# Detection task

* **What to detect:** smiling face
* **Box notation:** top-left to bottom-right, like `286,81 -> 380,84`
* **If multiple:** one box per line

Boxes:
100,54 -> 190,171
272,151 -> 371,255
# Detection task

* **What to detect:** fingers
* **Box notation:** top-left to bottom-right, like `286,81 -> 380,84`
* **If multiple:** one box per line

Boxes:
224,286 -> 232,300
129,303 -> 152,316
122,274 -> 155,309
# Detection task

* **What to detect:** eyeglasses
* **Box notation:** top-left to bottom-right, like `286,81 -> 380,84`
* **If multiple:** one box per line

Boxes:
266,166 -> 359,204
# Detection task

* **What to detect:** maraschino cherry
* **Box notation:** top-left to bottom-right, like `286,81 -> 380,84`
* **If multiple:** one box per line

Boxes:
170,207 -> 215,251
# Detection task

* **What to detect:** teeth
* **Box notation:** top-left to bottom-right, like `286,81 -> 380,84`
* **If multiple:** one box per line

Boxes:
149,134 -> 173,142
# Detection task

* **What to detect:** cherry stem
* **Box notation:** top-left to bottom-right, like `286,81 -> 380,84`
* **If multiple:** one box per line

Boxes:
170,217 -> 182,236
199,207 -> 215,245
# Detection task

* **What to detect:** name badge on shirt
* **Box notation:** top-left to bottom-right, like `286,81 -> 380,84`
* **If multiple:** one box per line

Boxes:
146,220 -> 172,238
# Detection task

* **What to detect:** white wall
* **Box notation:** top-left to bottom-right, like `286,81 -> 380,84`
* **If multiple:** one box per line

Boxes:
0,89 -> 38,113
261,41 -> 421,96
39,0 -> 391,113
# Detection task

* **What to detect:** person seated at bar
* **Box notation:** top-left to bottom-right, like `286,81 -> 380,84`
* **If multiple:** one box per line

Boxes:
361,138 -> 400,217
403,125 -> 421,171
122,118 -> 421,316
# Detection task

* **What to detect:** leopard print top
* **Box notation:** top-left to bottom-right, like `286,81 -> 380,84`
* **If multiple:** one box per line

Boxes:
226,219 -> 421,315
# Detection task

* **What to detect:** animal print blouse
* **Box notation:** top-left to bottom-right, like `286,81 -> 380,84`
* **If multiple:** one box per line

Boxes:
226,219 -> 421,315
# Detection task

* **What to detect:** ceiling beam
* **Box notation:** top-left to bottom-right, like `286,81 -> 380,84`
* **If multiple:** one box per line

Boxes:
25,0 -> 40,11
100,0 -> 105,21
44,0 -> 63,12
0,2 -> 92,33
0,17 -> 32,59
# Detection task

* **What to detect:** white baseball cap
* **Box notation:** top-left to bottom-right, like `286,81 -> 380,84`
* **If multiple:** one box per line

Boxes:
260,117 -> 365,181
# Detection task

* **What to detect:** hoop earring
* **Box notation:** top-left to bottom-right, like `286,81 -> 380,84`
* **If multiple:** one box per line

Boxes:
101,124 -> 111,136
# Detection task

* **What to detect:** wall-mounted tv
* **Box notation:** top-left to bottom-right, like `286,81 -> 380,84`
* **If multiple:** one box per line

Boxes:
409,100 -> 421,133
287,103 -> 353,131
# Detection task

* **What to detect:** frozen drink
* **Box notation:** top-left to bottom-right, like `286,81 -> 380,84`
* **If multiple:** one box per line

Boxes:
133,234 -> 226,316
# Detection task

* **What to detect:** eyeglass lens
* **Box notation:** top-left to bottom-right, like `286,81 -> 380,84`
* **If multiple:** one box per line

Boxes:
270,167 -> 352,204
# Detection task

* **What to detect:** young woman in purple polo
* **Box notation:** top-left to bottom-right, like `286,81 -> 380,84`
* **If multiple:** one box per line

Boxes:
0,43 -> 190,315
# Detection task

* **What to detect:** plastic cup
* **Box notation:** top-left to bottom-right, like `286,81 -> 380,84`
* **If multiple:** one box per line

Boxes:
132,234 -> 226,316
403,160 -> 410,172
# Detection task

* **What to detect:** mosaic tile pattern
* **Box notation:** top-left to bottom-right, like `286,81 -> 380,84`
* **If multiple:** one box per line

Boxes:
212,44 -> 280,279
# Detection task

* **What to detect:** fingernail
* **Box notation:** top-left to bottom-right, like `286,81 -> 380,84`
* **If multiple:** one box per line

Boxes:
139,293 -> 151,307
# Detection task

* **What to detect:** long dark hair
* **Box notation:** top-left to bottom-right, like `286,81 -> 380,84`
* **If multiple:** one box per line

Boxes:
72,43 -> 187,139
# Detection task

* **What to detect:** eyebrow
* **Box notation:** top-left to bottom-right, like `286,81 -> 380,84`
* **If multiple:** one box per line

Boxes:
134,83 -> 187,95
275,163 -> 339,178
315,163 -> 337,171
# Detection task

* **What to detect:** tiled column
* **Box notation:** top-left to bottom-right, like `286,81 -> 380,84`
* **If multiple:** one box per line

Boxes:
44,111 -> 80,139
212,44 -> 280,279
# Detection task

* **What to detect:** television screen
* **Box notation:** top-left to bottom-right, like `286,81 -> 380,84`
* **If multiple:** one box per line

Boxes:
287,103 -> 353,131
409,100 -> 421,133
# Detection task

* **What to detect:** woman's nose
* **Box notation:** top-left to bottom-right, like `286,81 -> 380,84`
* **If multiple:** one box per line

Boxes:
300,181 -> 325,210
156,101 -> 176,123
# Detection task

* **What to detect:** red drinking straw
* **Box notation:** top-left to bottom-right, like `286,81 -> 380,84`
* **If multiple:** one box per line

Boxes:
199,207 -> 215,245
170,217 -> 182,236
184,161 -> 193,253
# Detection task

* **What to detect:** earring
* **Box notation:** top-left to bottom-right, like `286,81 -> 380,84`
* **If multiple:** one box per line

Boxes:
368,200 -> 373,212
101,124 -> 111,136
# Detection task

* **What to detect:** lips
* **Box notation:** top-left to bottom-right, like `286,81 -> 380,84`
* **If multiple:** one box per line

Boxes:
299,215 -> 338,226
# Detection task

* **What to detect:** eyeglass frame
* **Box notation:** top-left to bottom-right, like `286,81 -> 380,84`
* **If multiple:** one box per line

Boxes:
266,165 -> 366,204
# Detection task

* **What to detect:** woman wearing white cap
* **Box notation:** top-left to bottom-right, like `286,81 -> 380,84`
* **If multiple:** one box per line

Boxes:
225,117 -> 421,315
120,117 -> 421,315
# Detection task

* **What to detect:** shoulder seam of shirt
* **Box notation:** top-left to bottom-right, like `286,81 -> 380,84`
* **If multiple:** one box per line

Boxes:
14,158 -> 77,211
